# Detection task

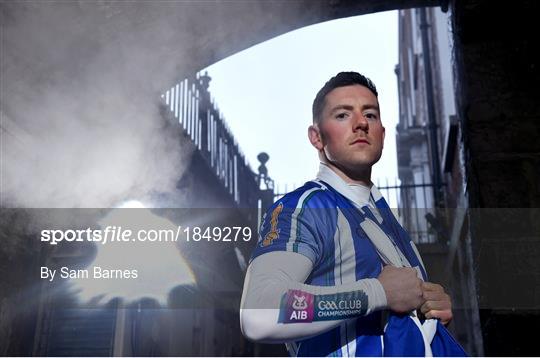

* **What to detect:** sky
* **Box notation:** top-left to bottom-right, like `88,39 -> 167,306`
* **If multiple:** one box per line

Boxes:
203,11 -> 400,194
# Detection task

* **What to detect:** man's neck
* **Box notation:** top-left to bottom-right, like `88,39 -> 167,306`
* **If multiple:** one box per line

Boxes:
321,161 -> 372,187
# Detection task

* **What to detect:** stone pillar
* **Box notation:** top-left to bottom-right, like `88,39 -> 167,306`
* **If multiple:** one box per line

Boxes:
451,0 -> 540,355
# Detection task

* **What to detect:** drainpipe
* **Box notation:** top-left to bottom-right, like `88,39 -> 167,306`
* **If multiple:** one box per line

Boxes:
419,7 -> 443,208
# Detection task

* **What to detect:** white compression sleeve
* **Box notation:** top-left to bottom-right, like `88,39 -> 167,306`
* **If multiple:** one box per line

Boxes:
240,251 -> 387,343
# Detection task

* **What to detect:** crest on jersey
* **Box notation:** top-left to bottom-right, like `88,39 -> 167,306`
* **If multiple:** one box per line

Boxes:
261,202 -> 283,247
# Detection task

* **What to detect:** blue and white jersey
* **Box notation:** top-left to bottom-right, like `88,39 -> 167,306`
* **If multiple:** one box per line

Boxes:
250,166 -> 427,357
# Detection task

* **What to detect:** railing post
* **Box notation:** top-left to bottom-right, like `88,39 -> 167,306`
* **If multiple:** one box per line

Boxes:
198,72 -> 211,156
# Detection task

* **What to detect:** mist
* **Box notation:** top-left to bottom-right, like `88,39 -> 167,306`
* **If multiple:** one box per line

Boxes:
1,1 -> 204,208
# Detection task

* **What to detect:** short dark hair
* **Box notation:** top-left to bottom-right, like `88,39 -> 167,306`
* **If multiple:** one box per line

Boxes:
312,72 -> 378,123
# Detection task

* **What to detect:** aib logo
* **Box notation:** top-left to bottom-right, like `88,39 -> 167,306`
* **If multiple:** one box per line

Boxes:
289,294 -> 309,320
292,294 -> 308,310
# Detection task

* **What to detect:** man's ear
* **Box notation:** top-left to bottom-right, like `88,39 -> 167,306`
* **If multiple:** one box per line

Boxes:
308,124 -> 324,150
382,126 -> 386,148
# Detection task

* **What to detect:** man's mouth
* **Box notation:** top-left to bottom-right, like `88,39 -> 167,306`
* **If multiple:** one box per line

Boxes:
351,138 -> 370,145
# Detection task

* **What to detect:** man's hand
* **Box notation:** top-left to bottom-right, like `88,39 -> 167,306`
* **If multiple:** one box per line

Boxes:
420,282 -> 453,325
377,266 -> 424,314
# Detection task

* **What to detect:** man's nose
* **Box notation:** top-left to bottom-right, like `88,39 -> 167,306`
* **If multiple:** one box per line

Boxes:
353,113 -> 369,132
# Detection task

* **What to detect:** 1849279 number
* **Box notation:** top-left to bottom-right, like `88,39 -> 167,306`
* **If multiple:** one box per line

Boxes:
184,226 -> 252,242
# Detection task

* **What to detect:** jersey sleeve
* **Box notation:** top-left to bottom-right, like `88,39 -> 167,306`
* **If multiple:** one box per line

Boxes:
240,251 -> 388,343
251,187 -> 328,265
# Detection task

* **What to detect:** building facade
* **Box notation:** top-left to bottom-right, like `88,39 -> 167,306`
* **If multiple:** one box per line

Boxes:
396,6 -> 483,355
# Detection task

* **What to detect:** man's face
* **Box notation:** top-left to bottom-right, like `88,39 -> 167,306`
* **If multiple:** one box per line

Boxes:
310,84 -> 385,176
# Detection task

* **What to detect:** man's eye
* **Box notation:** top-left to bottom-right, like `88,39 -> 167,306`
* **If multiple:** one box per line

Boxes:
364,112 -> 378,120
336,112 -> 349,119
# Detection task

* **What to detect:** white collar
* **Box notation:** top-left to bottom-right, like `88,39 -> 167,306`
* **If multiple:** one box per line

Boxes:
315,162 -> 382,209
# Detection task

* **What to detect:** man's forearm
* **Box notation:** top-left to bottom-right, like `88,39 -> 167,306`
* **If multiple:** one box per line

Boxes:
240,251 -> 387,343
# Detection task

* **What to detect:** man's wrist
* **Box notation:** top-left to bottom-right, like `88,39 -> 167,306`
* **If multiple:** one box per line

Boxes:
366,278 -> 387,313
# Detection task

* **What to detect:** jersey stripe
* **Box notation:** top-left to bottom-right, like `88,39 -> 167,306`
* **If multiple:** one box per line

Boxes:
335,208 -> 358,356
286,341 -> 299,356
340,324 -> 347,356
286,187 -> 323,253
334,212 -> 344,356
347,320 -> 357,356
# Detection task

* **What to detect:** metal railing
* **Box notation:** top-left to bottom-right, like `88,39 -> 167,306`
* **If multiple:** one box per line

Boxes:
378,181 -> 439,244
162,72 -> 260,208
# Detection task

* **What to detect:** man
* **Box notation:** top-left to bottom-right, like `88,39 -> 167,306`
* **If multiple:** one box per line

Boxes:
240,72 -> 453,356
